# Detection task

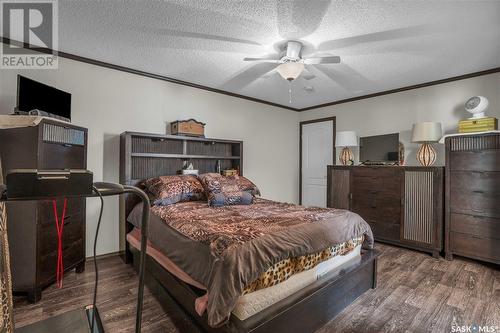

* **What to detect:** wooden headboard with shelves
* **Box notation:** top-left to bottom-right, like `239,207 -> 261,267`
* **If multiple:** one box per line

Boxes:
118,131 -> 243,253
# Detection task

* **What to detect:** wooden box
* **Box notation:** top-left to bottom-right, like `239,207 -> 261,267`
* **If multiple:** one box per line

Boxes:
171,119 -> 205,137
458,117 -> 498,133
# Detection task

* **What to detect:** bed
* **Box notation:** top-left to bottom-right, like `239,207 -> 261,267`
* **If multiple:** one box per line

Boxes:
119,131 -> 378,333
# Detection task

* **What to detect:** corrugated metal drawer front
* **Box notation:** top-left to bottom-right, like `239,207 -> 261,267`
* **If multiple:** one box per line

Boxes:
449,134 -> 500,152
42,123 -> 85,146
403,171 -> 434,245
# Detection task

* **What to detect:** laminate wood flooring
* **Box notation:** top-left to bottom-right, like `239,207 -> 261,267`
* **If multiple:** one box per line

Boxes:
14,243 -> 500,332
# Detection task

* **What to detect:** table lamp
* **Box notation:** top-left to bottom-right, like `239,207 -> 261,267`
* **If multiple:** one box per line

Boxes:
336,131 -> 358,165
411,122 -> 443,166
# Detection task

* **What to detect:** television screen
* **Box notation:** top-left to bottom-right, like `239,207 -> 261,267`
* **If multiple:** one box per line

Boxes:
359,133 -> 399,163
17,75 -> 71,120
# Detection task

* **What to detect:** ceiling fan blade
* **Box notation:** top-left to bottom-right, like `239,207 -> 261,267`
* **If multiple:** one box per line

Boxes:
304,56 -> 341,65
144,27 -> 263,53
219,62 -> 277,91
308,64 -> 372,92
318,25 -> 429,51
243,56 -> 281,63
261,70 -> 278,79
277,0 -> 332,39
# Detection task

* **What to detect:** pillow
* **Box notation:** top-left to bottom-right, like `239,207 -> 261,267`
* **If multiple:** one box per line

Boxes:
143,175 -> 205,206
198,173 -> 255,207
228,175 -> 261,196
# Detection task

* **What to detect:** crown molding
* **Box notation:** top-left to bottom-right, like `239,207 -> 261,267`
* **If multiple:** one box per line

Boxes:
0,37 -> 300,111
299,67 -> 500,111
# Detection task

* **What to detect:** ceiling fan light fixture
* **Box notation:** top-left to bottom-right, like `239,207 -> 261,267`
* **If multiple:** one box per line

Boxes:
277,62 -> 304,81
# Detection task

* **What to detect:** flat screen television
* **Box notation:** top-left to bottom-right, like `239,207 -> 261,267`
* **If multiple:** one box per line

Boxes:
359,133 -> 399,163
17,75 -> 71,120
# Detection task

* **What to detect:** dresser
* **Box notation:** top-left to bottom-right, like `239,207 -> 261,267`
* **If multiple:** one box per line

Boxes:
445,133 -> 500,264
328,165 -> 444,257
0,118 -> 87,302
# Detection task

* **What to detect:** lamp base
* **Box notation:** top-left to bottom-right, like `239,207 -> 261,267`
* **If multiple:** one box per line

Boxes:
339,147 -> 354,166
416,143 -> 437,166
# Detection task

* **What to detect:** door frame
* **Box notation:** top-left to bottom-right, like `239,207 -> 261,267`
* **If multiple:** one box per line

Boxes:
299,116 -> 336,205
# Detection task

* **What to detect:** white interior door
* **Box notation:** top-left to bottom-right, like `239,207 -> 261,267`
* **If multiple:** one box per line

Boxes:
301,120 -> 334,207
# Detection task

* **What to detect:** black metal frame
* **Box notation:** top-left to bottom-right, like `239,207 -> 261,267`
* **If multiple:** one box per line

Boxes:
1,182 -> 150,333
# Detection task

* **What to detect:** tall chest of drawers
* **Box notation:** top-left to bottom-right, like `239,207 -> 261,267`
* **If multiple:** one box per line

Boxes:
445,133 -> 500,264
0,118 -> 87,302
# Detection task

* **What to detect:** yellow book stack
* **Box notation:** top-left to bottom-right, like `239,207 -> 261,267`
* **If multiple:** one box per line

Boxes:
458,117 -> 498,133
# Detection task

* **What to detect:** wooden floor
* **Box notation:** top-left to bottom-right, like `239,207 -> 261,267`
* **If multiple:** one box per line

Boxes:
14,243 -> 500,332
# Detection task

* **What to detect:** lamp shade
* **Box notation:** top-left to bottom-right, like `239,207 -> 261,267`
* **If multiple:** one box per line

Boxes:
277,62 -> 304,81
411,122 -> 442,143
336,131 -> 358,147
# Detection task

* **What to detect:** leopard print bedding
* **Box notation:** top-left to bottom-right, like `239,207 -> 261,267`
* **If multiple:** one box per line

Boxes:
144,175 -> 205,206
242,236 -> 364,294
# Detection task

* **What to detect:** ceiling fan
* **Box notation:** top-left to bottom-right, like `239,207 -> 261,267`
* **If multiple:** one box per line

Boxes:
243,41 -> 340,81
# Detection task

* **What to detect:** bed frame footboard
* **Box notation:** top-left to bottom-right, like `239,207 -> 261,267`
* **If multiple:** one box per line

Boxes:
130,247 -> 378,333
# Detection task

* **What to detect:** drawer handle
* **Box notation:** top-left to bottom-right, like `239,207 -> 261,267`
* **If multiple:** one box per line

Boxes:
473,190 -> 484,194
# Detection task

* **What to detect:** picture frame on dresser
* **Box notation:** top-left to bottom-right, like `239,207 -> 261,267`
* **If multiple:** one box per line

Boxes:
444,132 -> 500,264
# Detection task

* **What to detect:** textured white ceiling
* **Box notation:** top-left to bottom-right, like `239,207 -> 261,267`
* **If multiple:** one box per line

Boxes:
58,0 -> 500,109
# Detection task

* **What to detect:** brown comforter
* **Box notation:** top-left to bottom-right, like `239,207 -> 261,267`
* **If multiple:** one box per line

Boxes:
128,198 -> 373,327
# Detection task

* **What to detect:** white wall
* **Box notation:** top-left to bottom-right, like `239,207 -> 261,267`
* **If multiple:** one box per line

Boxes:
0,57 -> 300,256
300,72 -> 500,166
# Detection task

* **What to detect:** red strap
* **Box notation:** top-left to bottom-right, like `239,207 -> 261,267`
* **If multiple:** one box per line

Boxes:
52,198 -> 67,289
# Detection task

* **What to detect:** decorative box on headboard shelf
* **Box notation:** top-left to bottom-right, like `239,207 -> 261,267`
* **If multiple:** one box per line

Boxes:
170,119 -> 205,137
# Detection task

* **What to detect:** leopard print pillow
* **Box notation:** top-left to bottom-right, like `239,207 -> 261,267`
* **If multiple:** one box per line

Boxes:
198,173 -> 254,207
144,175 -> 205,206
227,175 -> 260,196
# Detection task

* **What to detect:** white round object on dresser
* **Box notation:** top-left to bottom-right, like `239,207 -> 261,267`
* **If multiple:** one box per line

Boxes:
465,96 -> 489,119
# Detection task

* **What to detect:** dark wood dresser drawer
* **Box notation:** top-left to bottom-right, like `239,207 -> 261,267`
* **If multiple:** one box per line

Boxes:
37,198 -> 85,226
38,239 -> 84,286
450,171 -> 500,190
38,215 -> 85,255
449,150 -> 500,172
449,232 -> 500,263
366,221 -> 400,241
39,142 -> 86,169
450,213 -> 500,240
450,184 -> 500,218
352,203 -> 401,225
351,171 -> 401,195
351,167 -> 400,179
